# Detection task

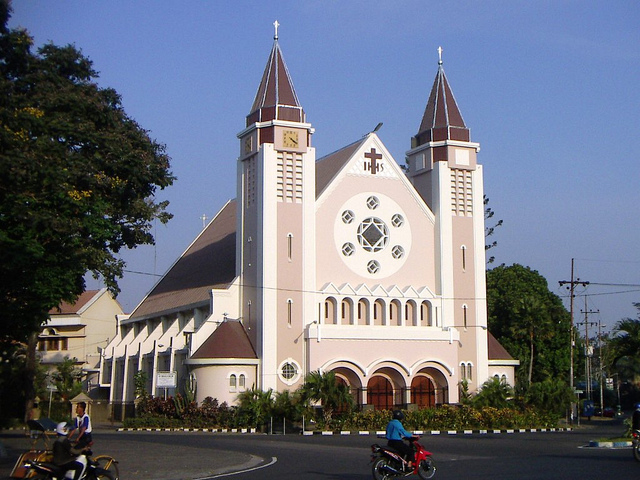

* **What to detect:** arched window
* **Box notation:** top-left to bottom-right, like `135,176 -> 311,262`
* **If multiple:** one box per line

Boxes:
367,376 -> 394,410
411,376 -> 436,408
229,374 -> 237,391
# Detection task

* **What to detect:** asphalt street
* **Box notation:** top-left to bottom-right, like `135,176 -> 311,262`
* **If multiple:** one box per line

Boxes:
1,418 -> 637,480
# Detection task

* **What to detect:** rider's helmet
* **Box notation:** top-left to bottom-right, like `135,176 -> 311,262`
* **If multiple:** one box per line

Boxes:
56,422 -> 68,436
635,402 -> 640,410
392,410 -> 405,421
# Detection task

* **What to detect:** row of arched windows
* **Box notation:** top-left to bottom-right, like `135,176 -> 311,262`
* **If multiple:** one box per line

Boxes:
229,373 -> 247,392
322,297 -> 436,327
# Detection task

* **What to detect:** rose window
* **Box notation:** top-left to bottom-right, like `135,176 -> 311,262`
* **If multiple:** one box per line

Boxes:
357,217 -> 389,252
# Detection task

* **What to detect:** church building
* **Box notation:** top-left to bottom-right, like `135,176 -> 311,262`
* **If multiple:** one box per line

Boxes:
100,28 -> 517,418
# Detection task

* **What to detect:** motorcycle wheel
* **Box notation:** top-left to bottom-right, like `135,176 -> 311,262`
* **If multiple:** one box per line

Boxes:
634,442 -> 640,462
417,457 -> 437,479
372,457 -> 392,480
92,455 -> 120,480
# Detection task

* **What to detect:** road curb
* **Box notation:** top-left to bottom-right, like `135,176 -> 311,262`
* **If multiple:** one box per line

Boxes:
115,426 -> 573,435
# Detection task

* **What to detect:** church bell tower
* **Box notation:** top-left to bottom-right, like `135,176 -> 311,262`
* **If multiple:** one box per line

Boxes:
236,22 -> 316,392
406,48 -> 489,391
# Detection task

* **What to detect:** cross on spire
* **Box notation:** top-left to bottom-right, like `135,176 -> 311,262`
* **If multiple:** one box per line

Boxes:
273,20 -> 280,40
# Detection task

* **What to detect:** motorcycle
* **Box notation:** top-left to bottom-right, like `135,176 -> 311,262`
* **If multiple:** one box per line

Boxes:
633,429 -> 640,462
371,437 -> 436,479
21,450 -> 118,480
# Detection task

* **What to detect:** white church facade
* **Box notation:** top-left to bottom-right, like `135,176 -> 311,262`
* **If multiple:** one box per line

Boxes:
100,31 -> 517,418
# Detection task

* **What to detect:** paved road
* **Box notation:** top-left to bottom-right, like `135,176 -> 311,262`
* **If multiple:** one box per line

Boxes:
1,419 -> 637,480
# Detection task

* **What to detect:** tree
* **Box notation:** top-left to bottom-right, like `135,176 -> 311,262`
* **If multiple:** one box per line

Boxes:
236,387 -> 274,429
298,370 -> 353,426
486,264 -> 571,387
607,305 -> 640,386
0,5 -> 174,422
484,195 -> 503,264
51,356 -> 83,401
0,6 -> 175,343
472,376 -> 514,408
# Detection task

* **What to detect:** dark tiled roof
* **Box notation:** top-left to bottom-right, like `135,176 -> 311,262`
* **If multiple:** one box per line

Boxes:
487,332 -> 515,360
247,39 -> 304,124
315,138 -> 366,196
415,63 -> 470,145
49,290 -> 101,315
191,320 -> 257,359
130,201 -> 237,319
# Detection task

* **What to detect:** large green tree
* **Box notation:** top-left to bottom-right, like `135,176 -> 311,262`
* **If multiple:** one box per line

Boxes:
486,264 -> 571,387
0,5 -> 174,342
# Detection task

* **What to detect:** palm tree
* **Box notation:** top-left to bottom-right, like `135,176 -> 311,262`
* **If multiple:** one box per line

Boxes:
511,295 -> 551,387
298,370 -> 353,426
608,305 -> 640,384
236,386 -> 274,429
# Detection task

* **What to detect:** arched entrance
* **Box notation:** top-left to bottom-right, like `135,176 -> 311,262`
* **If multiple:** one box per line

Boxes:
411,376 -> 435,408
367,376 -> 394,410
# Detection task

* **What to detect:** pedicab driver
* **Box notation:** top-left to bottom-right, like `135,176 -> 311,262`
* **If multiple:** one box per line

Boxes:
68,401 -> 92,449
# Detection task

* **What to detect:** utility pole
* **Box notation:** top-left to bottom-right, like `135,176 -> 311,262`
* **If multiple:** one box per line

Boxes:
597,317 -> 606,416
577,298 -> 598,403
559,258 -> 589,424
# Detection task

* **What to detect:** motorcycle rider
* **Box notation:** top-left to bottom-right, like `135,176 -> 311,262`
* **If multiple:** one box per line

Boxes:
633,403 -> 640,431
386,410 -> 419,470
53,422 -> 87,480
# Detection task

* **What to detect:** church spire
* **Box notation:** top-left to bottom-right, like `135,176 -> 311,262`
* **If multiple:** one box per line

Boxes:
246,22 -> 304,126
414,47 -> 469,147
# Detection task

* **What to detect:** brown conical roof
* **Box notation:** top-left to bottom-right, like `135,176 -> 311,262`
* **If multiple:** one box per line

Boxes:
247,38 -> 305,125
415,60 -> 470,146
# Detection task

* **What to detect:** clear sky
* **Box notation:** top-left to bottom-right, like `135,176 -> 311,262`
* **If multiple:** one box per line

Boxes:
9,1 -> 640,333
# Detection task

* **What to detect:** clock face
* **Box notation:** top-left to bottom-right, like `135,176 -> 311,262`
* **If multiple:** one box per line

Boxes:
282,130 -> 299,149
334,192 -> 411,277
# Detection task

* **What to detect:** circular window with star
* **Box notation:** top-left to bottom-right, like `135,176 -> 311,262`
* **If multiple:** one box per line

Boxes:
334,192 -> 411,277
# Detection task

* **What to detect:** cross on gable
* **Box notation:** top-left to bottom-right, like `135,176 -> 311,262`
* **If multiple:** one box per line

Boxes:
364,148 -> 383,174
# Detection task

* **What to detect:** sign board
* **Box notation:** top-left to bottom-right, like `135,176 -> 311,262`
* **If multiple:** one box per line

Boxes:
156,371 -> 177,388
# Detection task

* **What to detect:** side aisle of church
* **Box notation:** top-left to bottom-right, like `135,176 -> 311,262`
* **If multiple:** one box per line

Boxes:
100,29 -> 517,419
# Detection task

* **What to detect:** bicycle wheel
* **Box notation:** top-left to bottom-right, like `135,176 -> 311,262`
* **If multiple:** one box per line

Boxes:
93,455 -> 120,480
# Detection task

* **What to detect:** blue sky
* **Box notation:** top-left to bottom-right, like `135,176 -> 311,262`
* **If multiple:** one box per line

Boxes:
10,1 -> 640,332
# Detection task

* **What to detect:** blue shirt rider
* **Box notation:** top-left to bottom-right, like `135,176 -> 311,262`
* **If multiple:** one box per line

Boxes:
386,410 -> 418,469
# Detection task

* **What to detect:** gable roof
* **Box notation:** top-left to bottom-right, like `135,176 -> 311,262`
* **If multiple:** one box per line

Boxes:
130,200 -> 237,320
315,137 -> 366,197
49,290 -> 102,315
191,320 -> 257,359
487,332 -> 515,361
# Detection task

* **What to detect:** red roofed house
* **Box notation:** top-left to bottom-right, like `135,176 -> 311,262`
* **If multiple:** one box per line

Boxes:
100,30 -> 517,419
